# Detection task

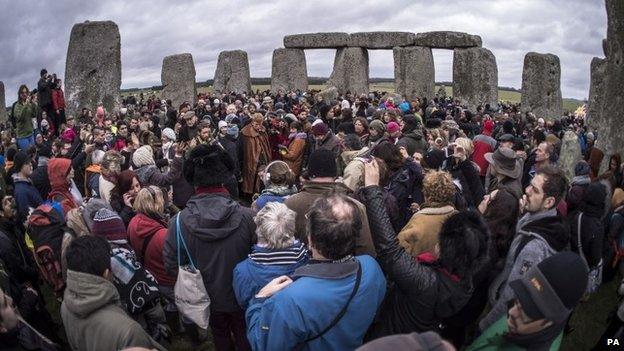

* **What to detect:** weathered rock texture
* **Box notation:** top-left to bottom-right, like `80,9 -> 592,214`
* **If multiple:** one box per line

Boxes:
213,50 -> 252,94
326,47 -> 369,94
161,53 -> 196,109
520,52 -> 562,120
596,0 -> 624,168
393,46 -> 434,101
65,21 -> 121,118
587,57 -> 607,132
318,87 -> 339,102
348,32 -> 415,49
452,47 -> 498,112
271,48 -> 308,93
414,31 -> 482,49
0,81 -> 6,122
559,131 -> 582,182
284,32 -> 349,49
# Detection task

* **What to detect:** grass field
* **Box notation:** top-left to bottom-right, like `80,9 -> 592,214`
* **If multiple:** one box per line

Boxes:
125,83 -> 584,113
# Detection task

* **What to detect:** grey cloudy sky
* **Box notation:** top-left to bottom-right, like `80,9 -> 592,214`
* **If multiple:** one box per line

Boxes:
0,0 -> 607,103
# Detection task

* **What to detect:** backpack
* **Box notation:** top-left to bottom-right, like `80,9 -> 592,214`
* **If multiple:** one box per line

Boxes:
27,202 -> 68,297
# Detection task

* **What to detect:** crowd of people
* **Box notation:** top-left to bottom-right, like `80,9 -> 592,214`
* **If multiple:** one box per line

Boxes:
1,68 -> 623,351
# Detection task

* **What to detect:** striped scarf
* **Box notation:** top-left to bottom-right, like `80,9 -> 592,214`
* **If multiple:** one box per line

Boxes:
249,242 -> 308,266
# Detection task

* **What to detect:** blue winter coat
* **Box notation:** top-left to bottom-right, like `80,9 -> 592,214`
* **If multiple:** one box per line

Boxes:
233,243 -> 308,309
13,178 -> 44,222
246,255 -> 386,351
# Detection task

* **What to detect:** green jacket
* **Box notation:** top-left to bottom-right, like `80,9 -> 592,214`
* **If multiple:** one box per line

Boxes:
61,270 -> 165,351
467,317 -> 562,351
12,101 -> 37,138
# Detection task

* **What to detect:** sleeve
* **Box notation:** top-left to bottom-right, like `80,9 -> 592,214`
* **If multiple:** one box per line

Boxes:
281,139 -> 305,162
148,157 -> 183,187
342,161 -> 363,192
245,296 -> 307,351
163,217 -> 179,276
460,159 -> 485,205
232,264 -> 253,310
120,322 -> 166,351
361,185 -> 436,295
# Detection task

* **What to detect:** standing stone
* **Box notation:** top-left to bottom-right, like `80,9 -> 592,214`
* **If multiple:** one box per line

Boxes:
414,31 -> 482,49
65,21 -> 121,118
393,46 -> 434,101
213,50 -> 252,94
161,53 -> 196,110
520,52 -> 562,120
326,47 -> 369,94
596,0 -> 624,168
0,81 -> 6,122
271,48 -> 308,94
559,131 -> 582,182
284,32 -> 349,49
348,32 -> 415,49
452,47 -> 498,112
587,57 -> 607,132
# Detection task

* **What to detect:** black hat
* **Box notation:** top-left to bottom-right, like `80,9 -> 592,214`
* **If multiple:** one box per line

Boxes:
307,149 -> 337,178
498,134 -> 515,143
509,251 -> 588,323
38,145 -> 53,159
13,151 -> 30,173
423,149 -> 446,170
183,144 -> 234,187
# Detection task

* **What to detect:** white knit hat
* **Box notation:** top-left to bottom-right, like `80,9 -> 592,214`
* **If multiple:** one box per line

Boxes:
218,120 -> 228,129
162,128 -> 176,142
132,145 -> 155,168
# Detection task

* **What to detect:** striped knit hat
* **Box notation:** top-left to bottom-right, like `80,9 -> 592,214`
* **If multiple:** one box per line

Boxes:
92,208 -> 126,242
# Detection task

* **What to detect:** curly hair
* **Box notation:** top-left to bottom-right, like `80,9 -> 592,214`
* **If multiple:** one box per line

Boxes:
423,170 -> 456,206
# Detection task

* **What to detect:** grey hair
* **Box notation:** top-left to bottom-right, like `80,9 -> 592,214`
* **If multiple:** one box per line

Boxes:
91,149 -> 106,165
254,202 -> 296,249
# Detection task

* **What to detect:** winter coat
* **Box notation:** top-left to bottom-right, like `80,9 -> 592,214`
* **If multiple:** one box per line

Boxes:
0,219 -> 38,287
13,175 -> 43,222
233,242 -> 308,309
240,124 -> 272,195
446,158 -> 485,208
48,158 -> 79,216
163,191 -> 256,312
472,134 -> 497,177
61,270 -> 165,351
467,316 -> 562,351
12,100 -> 37,138
361,186 -> 475,338
480,209 -> 569,331
134,156 -> 182,188
51,89 -> 66,111
566,175 -> 590,215
398,205 -> 457,257
386,159 -> 425,228
37,77 -> 53,107
312,131 -> 342,161
218,134 -> 241,180
396,130 -> 428,156
570,182 -> 606,268
253,186 -> 298,211
245,255 -> 386,351
30,164 -> 50,199
285,182 -> 376,257
128,213 -> 176,286
341,147 -> 370,191
281,132 -> 307,177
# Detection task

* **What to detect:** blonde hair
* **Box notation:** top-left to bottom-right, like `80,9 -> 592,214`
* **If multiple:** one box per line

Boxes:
133,186 -> 165,218
454,137 -> 474,157
423,170 -> 456,206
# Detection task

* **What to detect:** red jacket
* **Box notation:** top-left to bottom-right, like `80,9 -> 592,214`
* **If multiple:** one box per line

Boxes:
472,134 -> 497,177
127,213 -> 176,286
52,89 -> 66,111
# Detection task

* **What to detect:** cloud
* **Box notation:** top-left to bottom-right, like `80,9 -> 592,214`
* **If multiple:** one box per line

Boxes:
0,0 -> 608,103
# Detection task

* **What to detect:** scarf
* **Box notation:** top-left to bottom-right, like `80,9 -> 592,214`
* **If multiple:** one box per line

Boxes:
503,320 -> 565,351
249,241 -> 308,266
195,185 -> 229,196
162,141 -> 174,160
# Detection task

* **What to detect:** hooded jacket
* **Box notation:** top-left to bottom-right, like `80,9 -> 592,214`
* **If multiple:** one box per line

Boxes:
341,147 -> 370,191
127,213 -> 176,286
48,158 -> 78,215
61,270 -> 165,351
396,130 -> 428,156
13,174 -> 43,222
480,209 -> 569,331
361,186 -> 474,338
570,182 -> 606,268
163,192 -> 255,312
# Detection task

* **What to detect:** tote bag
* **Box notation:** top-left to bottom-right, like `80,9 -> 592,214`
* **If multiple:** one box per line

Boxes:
174,214 -> 211,329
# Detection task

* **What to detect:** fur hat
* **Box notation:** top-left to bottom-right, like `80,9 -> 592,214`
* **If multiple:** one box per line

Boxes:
369,120 -> 386,135
92,208 -> 127,242
132,145 -> 155,168
162,128 -> 176,142
183,144 -> 234,187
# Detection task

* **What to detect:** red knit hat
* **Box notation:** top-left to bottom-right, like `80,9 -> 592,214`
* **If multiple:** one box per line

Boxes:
483,120 -> 494,135
387,121 -> 400,134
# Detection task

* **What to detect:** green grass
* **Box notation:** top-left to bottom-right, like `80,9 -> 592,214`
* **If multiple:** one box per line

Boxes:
127,83 -> 583,113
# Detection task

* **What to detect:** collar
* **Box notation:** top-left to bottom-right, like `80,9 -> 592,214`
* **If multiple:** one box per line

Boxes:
517,208 -> 557,231
291,256 -> 358,280
195,185 -> 229,196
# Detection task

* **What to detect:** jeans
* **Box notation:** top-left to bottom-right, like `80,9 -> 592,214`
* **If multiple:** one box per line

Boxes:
16,135 -> 34,151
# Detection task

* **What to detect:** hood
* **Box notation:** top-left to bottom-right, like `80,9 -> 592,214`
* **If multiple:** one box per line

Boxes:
519,212 -> 569,251
47,158 -> 71,190
180,193 -> 246,241
404,130 -> 424,141
132,213 -> 167,239
134,165 -> 157,186
341,147 -> 370,164
63,270 -> 120,318
581,182 -> 606,217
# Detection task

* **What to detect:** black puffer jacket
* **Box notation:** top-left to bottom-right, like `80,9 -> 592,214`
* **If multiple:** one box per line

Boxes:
571,182 -> 606,268
361,186 -> 473,339
163,192 -> 255,312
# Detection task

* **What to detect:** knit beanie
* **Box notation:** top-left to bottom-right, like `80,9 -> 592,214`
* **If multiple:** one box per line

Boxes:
218,120 -> 228,129
307,149 -> 337,178
92,208 -> 127,242
162,128 -> 176,142
13,151 -> 30,173
312,122 -> 329,136
483,120 -> 494,135
369,120 -> 386,134
387,122 -> 400,134
574,160 -> 591,177
227,125 -> 239,138
132,145 -> 155,168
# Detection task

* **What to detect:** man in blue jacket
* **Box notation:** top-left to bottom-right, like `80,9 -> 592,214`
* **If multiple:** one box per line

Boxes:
245,194 -> 386,351
11,151 -> 43,223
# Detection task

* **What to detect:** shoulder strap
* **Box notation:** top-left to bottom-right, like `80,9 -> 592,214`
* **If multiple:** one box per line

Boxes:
176,214 -> 196,270
513,234 -> 534,262
298,261 -> 362,348
577,213 -> 588,265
